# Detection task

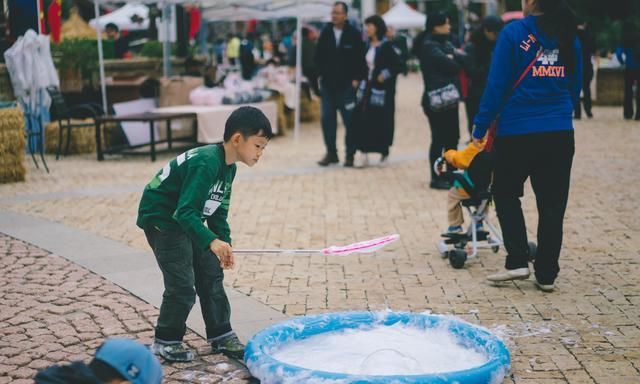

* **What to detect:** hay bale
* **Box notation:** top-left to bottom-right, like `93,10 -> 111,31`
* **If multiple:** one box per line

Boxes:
45,120 -> 96,154
300,95 -> 320,122
0,107 -> 26,183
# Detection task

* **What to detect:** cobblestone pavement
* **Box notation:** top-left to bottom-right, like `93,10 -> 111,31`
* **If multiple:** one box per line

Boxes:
1,74 -> 639,382
0,233 -> 253,383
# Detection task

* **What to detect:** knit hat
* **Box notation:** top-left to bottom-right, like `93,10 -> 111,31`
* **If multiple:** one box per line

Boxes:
94,338 -> 163,384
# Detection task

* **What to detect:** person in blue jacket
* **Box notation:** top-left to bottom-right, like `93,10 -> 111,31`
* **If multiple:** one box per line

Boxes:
471,0 -> 582,292
616,20 -> 640,120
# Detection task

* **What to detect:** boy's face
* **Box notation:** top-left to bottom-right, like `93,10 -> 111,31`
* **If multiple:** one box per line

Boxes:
234,133 -> 269,167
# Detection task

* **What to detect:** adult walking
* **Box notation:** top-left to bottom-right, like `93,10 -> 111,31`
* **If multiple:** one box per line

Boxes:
315,1 -> 366,167
419,12 -> 466,189
471,0 -> 582,292
352,15 -> 402,164
616,21 -> 640,120
574,19 -> 595,119
464,16 -> 504,136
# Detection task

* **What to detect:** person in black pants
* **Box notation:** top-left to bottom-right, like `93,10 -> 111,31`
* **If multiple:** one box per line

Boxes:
471,0 -> 582,292
314,1 -> 366,167
419,11 -> 466,189
574,20 -> 594,119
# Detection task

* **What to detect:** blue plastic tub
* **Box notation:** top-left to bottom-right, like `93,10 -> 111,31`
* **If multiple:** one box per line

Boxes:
245,311 -> 510,384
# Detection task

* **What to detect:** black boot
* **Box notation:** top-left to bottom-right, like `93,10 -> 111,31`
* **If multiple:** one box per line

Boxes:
344,155 -> 355,167
318,153 -> 339,166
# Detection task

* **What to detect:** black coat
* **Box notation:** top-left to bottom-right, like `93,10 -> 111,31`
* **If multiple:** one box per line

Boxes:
464,37 -> 496,103
353,40 -> 402,154
314,22 -> 366,89
419,34 -> 465,111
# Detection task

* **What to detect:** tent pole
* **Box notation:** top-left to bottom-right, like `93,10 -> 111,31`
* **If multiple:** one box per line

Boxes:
293,5 -> 302,141
162,2 -> 172,78
94,0 -> 108,114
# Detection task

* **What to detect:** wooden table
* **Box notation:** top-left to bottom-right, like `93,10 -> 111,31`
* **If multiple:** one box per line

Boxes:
95,112 -> 197,161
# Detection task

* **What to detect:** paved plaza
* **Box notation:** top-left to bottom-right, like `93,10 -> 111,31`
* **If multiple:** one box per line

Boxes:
1,73 -> 639,382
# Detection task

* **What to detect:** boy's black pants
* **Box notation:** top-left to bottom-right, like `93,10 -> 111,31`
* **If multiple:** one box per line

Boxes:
144,226 -> 232,343
493,130 -> 574,285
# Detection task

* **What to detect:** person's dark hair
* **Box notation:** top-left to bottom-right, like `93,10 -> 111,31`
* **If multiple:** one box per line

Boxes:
426,11 -> 448,34
88,359 -> 126,382
105,23 -> 119,33
334,1 -> 348,14
482,15 -> 503,34
469,15 -> 503,59
224,106 -> 274,142
536,0 -> 578,72
364,15 -> 387,40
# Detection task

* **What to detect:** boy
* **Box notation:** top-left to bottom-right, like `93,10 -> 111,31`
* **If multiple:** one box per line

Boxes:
136,106 -> 273,362
35,338 -> 163,384
441,140 -> 492,235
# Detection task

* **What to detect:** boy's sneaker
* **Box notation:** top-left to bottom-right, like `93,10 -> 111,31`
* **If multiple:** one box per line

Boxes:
487,267 -> 530,282
152,342 -> 194,362
443,225 -> 464,236
212,333 -> 245,360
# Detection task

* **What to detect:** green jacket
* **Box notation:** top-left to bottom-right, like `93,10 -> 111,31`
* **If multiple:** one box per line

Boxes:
136,144 -> 236,250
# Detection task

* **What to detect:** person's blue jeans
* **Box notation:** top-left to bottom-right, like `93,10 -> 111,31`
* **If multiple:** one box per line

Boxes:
320,84 -> 357,158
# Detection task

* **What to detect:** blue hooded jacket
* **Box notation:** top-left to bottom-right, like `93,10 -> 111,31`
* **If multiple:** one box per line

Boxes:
472,16 -> 582,139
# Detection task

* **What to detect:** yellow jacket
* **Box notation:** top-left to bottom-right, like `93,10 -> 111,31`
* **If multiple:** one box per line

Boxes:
444,140 -> 486,170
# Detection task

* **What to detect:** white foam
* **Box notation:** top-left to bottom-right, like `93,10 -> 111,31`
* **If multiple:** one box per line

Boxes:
270,323 -> 489,375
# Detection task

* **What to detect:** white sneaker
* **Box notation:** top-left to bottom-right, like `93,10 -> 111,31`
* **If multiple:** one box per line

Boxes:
487,268 -> 530,282
535,280 -> 555,292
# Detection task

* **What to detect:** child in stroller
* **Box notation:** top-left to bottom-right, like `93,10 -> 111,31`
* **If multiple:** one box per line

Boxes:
434,140 -> 502,268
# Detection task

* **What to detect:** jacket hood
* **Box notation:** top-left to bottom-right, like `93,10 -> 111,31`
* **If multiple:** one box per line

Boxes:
520,15 -> 558,49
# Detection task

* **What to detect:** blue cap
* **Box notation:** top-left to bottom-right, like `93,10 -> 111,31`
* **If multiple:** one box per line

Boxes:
94,338 -> 163,384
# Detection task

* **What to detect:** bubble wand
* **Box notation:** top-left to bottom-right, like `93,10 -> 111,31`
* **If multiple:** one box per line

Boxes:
235,234 -> 400,255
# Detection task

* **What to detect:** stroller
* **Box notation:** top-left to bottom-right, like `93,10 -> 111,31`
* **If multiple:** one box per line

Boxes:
433,153 -> 536,269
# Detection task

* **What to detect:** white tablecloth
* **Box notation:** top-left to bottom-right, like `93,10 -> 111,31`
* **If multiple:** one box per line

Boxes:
154,101 -> 278,143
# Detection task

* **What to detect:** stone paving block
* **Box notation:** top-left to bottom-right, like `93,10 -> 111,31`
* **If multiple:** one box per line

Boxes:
0,76 -> 639,383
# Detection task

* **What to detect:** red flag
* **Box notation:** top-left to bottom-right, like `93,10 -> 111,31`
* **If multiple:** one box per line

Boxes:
188,7 -> 201,40
47,0 -> 62,43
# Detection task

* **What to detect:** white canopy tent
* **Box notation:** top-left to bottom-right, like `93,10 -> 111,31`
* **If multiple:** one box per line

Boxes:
382,0 -> 426,30
89,2 -> 150,31
91,0 -> 343,141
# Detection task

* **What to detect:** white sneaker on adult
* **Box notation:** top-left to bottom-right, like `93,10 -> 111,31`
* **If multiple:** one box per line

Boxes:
535,280 -> 555,292
487,268 -> 530,282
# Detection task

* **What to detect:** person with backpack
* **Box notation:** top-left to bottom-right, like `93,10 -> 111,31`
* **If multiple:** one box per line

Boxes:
471,0 -> 582,292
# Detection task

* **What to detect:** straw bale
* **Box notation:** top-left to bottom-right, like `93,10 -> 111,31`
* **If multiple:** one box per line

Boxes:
45,120 -> 96,154
300,95 -> 320,122
0,107 -> 26,183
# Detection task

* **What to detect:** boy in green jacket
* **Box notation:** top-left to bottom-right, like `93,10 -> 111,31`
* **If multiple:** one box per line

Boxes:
136,106 -> 273,362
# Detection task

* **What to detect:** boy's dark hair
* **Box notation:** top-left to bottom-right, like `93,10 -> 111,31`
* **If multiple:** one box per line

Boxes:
88,358 -> 126,382
364,15 -> 387,40
105,23 -> 119,32
224,106 -> 274,142
334,1 -> 348,14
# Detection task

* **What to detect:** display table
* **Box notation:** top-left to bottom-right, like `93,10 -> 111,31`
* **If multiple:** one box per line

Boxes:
154,101 -> 278,144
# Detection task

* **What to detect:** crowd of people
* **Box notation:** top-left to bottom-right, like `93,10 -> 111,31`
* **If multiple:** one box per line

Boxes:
314,0 -> 593,294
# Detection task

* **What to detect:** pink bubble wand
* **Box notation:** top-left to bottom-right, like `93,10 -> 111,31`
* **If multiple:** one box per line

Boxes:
235,234 -> 400,255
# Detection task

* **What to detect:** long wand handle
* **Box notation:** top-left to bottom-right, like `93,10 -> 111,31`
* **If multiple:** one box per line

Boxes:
234,249 -> 322,254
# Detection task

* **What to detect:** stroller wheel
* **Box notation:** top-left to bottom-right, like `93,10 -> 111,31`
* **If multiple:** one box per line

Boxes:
527,241 -> 537,262
492,245 -> 500,253
449,249 -> 467,269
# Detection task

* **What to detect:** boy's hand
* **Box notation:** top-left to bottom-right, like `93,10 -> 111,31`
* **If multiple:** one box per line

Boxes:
210,239 -> 235,269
